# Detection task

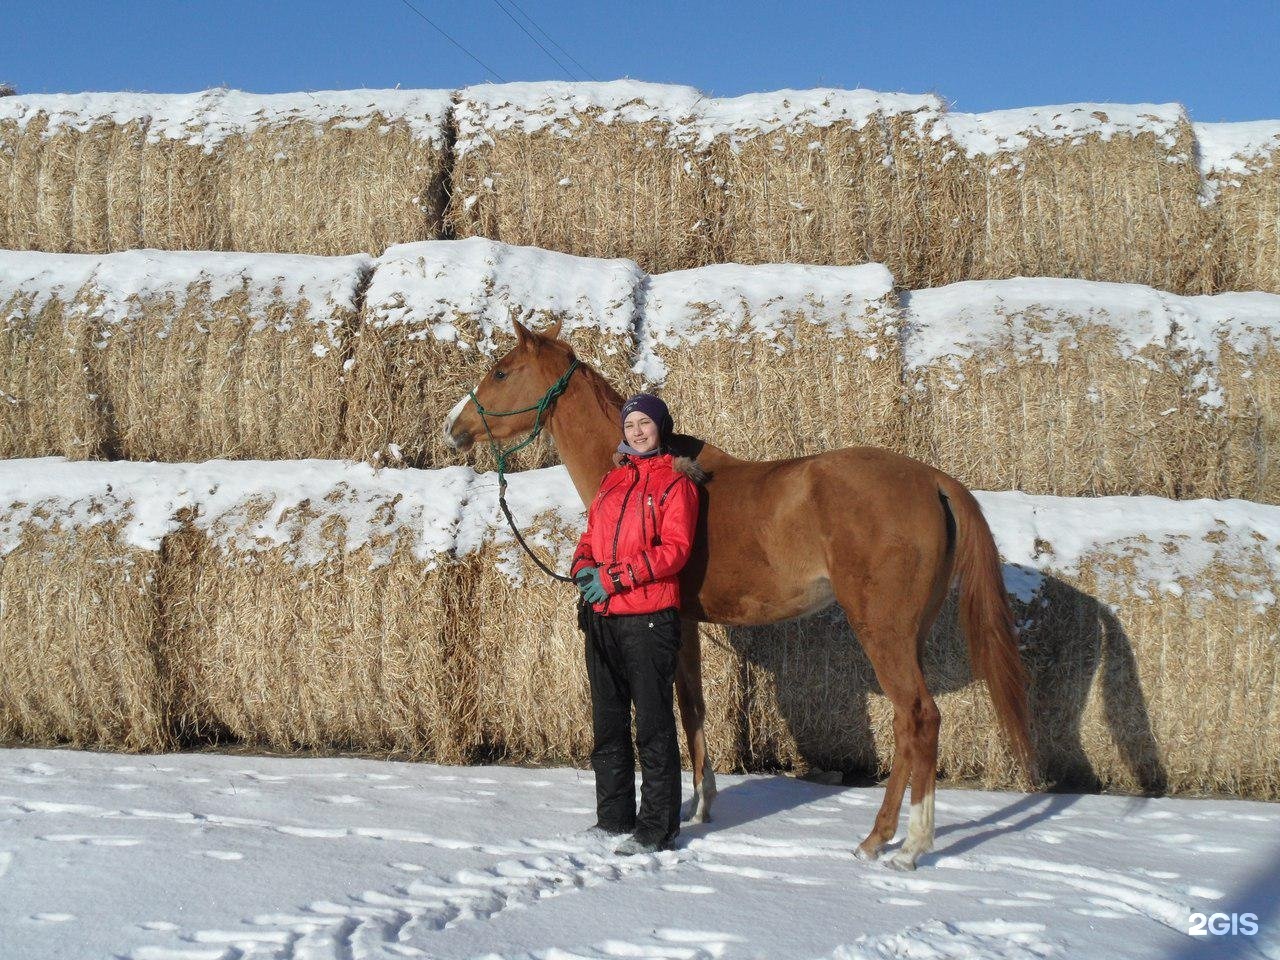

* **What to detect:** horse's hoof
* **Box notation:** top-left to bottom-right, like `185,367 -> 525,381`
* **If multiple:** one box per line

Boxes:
886,852 -> 918,871
854,844 -> 880,863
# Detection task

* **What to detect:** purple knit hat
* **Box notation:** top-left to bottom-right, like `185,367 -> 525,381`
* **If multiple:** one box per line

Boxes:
620,393 -> 673,441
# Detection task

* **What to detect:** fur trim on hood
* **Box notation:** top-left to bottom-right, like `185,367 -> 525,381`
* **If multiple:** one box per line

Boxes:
610,450 -> 712,484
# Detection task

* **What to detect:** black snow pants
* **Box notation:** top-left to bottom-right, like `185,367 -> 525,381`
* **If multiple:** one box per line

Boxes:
579,598 -> 682,845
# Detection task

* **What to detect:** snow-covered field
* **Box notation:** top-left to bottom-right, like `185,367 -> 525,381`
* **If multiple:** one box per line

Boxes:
2,748 -> 1277,960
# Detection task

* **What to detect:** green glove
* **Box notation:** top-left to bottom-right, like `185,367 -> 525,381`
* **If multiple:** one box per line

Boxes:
574,566 -> 608,604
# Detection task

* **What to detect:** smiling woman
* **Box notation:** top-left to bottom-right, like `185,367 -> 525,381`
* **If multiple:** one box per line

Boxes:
569,390 -> 700,856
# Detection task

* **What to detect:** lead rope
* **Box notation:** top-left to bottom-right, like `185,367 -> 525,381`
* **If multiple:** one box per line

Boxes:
469,358 -> 580,584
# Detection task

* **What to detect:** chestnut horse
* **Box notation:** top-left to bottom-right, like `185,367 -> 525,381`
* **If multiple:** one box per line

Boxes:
444,319 -> 1033,870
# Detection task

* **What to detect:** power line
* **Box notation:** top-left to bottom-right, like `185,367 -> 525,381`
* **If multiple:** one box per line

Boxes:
394,0 -> 507,84
490,0 -> 577,81
499,0 -> 599,82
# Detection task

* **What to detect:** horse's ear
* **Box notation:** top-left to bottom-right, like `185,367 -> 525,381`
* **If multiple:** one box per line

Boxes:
544,318 -> 563,342
512,319 -> 533,346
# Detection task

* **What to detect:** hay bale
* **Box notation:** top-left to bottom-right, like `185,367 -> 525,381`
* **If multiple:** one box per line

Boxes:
137,91 -> 230,251
217,89 -> 452,255
637,262 -> 905,460
928,104 -> 1209,293
78,249 -> 371,461
0,460 -> 171,750
902,277 -> 1242,498
345,237 -> 644,469
0,251 -> 106,459
1187,292 -> 1280,504
448,81 -> 715,274
0,93 -> 167,253
703,89 -> 943,282
1197,121 -> 1280,294
733,491 -> 1280,797
160,460 -> 481,758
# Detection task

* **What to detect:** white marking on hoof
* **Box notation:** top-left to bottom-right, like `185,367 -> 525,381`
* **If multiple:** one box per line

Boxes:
887,850 -> 919,871
854,844 -> 880,862
887,796 -> 935,871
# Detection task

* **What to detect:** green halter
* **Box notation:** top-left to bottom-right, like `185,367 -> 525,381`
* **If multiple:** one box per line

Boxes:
469,357 -> 580,583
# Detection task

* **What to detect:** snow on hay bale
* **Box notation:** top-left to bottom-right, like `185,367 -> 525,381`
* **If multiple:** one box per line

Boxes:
447,82 -> 716,275
703,89 -> 944,286
1197,121 -> 1280,294
345,238 -> 644,469
0,88 -> 452,255
734,492 -> 1280,797
0,252 -> 103,459
636,261 -> 905,460
216,88 -> 452,255
159,460 -> 481,758
77,250 -> 371,462
1188,292 -> 1280,504
0,459 -> 171,751
925,104 -> 1209,294
900,278 -> 1275,500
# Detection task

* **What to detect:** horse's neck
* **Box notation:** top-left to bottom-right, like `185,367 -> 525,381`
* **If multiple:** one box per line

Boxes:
549,373 -> 623,504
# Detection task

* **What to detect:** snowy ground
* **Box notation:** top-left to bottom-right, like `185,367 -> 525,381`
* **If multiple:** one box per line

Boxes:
1,748 -> 1277,960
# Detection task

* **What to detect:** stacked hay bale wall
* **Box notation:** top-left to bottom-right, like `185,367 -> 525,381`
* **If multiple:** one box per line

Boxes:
344,237 -> 645,469
0,249 -> 371,461
1197,121 -> 1280,295
927,104 -> 1209,294
701,89 -> 943,286
730,491 -> 1280,797
3,458 -> 1277,798
447,82 -> 716,274
0,459 -> 173,750
900,277 -> 1276,500
0,88 -> 452,255
637,261 -> 906,460
0,252 -> 103,459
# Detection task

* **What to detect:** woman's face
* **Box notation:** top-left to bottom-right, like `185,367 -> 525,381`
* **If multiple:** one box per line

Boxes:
623,412 -> 659,453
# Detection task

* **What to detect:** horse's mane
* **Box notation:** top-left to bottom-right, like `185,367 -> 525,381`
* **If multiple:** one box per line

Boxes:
562,345 -> 624,418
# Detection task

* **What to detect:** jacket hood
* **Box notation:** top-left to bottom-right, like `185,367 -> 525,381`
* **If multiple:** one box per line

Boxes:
611,449 -> 711,484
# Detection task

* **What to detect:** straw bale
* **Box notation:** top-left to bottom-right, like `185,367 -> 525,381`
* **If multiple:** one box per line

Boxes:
0,251 -> 106,459
0,475 -> 170,751
0,111 -> 46,250
448,82 -> 715,274
345,238 -> 644,469
637,262 -> 906,460
218,89 -> 452,255
929,104 -> 1209,293
1197,121 -> 1280,294
1189,292 -> 1280,505
78,250 -> 370,461
704,90 -> 943,283
158,460 -> 481,758
902,278 -> 1239,498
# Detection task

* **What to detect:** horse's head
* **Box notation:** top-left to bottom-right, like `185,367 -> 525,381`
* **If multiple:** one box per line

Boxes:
443,317 -> 574,453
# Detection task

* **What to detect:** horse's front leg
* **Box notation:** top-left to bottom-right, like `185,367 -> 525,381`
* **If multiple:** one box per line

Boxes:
675,616 -> 717,823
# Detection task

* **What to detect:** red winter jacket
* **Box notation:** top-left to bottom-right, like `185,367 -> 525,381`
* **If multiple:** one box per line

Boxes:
571,450 -> 700,616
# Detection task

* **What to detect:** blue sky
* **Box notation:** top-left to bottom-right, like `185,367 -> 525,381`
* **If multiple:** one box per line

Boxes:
3,1 -> 1277,121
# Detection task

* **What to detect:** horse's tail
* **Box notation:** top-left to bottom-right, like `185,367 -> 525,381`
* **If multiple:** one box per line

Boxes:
936,474 -> 1035,780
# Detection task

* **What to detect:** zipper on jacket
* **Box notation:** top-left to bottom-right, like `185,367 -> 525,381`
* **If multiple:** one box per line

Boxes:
602,458 -> 640,615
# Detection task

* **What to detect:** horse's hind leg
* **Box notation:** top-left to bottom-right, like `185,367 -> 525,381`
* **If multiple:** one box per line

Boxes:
675,617 -> 717,823
838,578 -> 944,870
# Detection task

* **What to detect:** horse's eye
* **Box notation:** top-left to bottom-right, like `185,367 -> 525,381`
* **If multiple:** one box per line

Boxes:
494,369 -> 507,381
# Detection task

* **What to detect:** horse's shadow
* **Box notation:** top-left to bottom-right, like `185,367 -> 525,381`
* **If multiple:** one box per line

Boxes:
698,569 -> 1168,848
